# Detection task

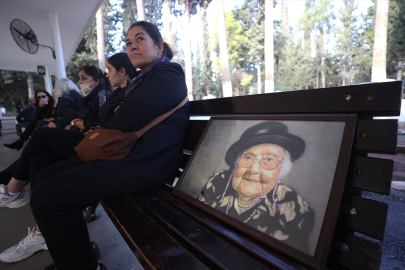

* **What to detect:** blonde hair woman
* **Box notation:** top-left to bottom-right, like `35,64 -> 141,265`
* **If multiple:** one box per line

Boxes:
48,78 -> 83,129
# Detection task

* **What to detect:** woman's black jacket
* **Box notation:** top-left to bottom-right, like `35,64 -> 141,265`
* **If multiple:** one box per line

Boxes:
96,61 -> 190,184
32,102 -> 54,121
57,84 -> 110,129
54,90 -> 83,129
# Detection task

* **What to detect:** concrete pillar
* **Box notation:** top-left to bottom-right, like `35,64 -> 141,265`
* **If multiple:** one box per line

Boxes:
44,66 -> 53,94
49,11 -> 66,79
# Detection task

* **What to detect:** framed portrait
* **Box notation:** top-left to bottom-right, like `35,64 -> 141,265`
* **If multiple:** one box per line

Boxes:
173,114 -> 357,270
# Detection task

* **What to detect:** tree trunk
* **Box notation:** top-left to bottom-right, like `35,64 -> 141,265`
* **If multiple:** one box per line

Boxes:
371,0 -> 389,82
27,72 -> 35,98
316,69 -> 319,88
265,0 -> 275,93
136,0 -> 146,21
318,27 -> 325,88
280,0 -> 289,38
184,0 -> 194,100
96,4 -> 106,71
397,60 -> 403,81
218,0 -> 232,97
200,0 -> 213,97
258,61 -> 262,94
343,65 -> 346,86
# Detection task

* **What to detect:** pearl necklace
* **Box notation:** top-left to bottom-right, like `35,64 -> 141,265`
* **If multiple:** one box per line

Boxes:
237,197 -> 262,214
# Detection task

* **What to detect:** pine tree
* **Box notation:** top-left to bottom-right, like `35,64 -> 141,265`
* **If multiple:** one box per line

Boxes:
200,0 -> 215,97
122,0 -> 164,33
66,0 -> 119,83
335,0 -> 359,86
387,0 -> 405,80
0,71 -> 47,114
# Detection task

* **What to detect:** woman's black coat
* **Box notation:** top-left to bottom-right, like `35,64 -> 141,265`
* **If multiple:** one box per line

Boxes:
96,61 -> 190,184
57,84 -> 110,129
54,90 -> 83,129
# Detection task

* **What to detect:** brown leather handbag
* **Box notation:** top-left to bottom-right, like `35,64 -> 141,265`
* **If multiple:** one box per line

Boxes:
74,97 -> 188,162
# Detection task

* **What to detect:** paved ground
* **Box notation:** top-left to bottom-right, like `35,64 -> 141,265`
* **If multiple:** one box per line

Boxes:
366,152 -> 405,269
0,133 -> 143,270
362,189 -> 405,270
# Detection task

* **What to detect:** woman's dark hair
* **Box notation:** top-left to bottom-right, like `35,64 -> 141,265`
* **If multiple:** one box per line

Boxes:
79,65 -> 112,92
128,21 -> 174,60
34,90 -> 54,107
108,53 -> 137,79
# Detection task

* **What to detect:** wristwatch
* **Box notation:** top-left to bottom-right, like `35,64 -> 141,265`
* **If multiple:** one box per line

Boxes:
71,119 -> 77,126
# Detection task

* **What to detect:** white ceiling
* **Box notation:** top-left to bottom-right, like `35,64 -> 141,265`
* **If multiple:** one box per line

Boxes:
0,0 -> 104,74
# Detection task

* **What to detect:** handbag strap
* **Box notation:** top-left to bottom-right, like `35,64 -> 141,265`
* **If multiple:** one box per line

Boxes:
133,96 -> 188,138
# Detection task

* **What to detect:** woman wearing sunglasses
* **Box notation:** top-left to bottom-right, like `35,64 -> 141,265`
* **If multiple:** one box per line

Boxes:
4,91 -> 54,150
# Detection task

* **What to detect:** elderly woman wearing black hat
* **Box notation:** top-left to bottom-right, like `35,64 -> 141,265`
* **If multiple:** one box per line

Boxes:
199,122 -> 314,253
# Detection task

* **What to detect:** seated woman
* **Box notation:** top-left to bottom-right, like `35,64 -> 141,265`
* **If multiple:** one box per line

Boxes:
63,65 -> 112,131
0,53 -> 138,264
41,77 -> 83,129
29,21 -> 188,270
105,52 -> 137,103
4,90 -> 54,150
199,122 -> 314,253
15,98 -> 36,136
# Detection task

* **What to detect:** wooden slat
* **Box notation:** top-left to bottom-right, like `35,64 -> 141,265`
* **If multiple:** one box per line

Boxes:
183,119 -> 399,154
132,187 -> 307,270
101,195 -> 209,270
353,120 -> 398,154
328,228 -> 382,270
346,156 -> 394,195
189,81 -> 403,116
337,195 -> 388,240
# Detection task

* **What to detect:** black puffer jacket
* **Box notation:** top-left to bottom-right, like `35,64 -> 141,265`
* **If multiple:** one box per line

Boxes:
54,90 -> 84,129
58,84 -> 110,130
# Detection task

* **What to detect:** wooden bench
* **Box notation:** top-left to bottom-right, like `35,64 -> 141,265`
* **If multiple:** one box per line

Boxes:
101,81 -> 403,270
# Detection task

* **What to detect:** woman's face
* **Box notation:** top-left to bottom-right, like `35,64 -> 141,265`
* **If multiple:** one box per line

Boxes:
36,91 -> 49,104
106,63 -> 127,88
232,144 -> 285,200
126,26 -> 163,70
78,70 -> 96,85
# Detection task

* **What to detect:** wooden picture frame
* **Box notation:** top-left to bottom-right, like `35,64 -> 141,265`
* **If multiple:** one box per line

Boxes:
173,114 -> 357,270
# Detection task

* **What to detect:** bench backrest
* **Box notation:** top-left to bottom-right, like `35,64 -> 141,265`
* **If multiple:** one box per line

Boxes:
174,81 -> 403,270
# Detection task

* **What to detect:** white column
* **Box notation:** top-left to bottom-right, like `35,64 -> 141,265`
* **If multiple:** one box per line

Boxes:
44,66 -> 53,94
49,11 -> 66,79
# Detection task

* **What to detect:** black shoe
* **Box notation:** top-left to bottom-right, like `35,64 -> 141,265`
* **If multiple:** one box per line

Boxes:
44,263 -> 107,270
4,140 -> 24,150
91,241 -> 101,260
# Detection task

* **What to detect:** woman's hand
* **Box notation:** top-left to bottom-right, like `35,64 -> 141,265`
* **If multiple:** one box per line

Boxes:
65,125 -> 78,130
48,122 -> 57,128
114,103 -> 123,113
74,120 -> 85,130
39,99 -> 47,107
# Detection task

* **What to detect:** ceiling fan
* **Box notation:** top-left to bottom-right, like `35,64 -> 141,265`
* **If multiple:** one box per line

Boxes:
10,19 -> 56,59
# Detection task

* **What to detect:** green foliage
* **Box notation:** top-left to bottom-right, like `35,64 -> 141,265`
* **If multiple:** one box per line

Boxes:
387,0 -> 405,78
122,0 -> 165,33
0,71 -> 46,114
66,0 -> 120,83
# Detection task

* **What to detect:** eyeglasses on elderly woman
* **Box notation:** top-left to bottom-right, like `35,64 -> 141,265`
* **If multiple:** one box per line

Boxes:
236,154 -> 284,171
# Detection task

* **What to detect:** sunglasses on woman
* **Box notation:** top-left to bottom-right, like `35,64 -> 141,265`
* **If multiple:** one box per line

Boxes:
37,95 -> 47,99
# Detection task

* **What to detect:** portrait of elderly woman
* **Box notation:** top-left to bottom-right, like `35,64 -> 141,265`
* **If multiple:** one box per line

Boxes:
176,118 -> 348,257
198,122 -> 314,253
